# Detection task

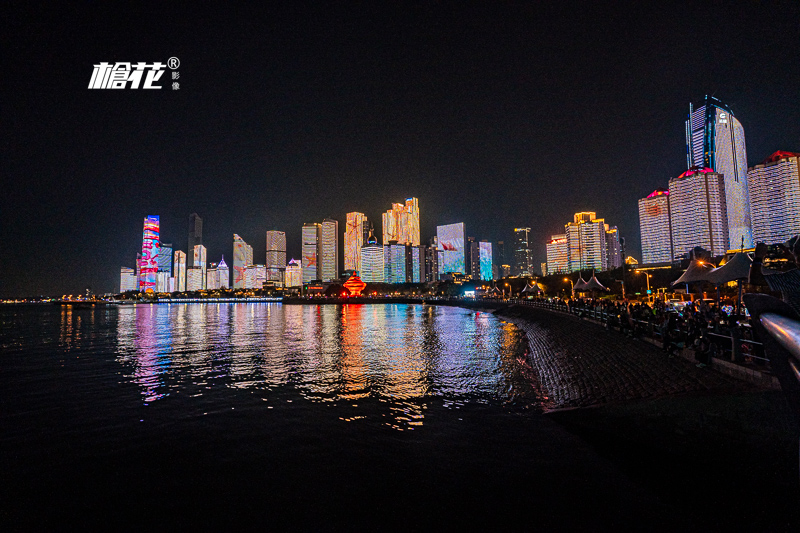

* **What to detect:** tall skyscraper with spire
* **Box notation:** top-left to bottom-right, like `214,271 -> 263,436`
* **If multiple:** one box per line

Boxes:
685,96 -> 752,249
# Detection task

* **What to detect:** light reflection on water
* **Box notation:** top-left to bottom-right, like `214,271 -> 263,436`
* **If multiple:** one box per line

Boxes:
116,303 -> 544,429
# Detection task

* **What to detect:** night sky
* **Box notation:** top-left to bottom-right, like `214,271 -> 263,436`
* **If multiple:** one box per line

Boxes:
4,2 -> 799,297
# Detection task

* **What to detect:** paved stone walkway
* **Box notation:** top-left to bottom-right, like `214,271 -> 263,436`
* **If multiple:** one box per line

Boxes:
496,305 -> 754,410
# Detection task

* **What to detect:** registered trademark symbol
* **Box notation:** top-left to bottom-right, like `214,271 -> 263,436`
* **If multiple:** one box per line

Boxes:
168,57 -> 180,69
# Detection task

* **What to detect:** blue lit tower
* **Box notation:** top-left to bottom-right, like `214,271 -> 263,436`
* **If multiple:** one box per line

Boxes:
685,95 -> 753,249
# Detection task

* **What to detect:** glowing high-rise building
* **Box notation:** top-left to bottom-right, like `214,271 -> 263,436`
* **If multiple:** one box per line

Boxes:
545,234 -> 568,275
217,256 -> 230,289
157,242 -> 172,275
513,228 -> 534,276
668,168 -> 729,258
747,151 -> 800,245
206,263 -> 219,290
384,243 -> 407,284
437,223 -> 465,276
233,234 -> 253,289
193,244 -> 207,290
638,189 -> 673,264
120,267 -> 137,292
360,232 -> 385,283
266,230 -> 286,285
174,250 -> 186,292
285,259 -> 302,288
187,213 -> 202,268
186,267 -> 203,291
565,213 -> 608,273
382,197 -> 420,246
139,216 -> 160,292
302,223 -> 322,283
345,212 -> 371,273
605,226 -> 622,269
321,218 -> 339,282
479,241 -> 493,281
686,96 -> 752,249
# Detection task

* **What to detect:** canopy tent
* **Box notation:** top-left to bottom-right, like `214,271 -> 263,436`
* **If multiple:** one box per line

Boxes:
671,260 -> 715,286
573,277 -> 588,291
522,282 -> 543,295
582,275 -> 608,291
706,252 -> 752,285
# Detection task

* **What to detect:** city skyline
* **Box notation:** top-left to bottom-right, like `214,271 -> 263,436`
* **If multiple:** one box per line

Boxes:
3,3 -> 799,296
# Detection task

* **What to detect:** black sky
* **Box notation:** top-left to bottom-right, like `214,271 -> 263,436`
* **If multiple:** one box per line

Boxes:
3,2 -> 799,297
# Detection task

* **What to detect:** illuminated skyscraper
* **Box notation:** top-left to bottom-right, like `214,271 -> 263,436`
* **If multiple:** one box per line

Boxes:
546,234 -> 568,275
217,256 -> 230,289
360,232 -> 385,283
266,230 -> 286,285
668,168 -> 729,257
206,263 -> 219,290
187,213 -> 202,268
174,250 -> 186,292
139,216 -> 160,292
424,243 -> 438,282
186,267 -> 203,291
384,243 -> 407,284
467,237 -> 480,278
302,223 -> 322,283
285,259 -> 302,288
747,151 -> 800,245
321,218 -> 339,282
233,234 -> 253,289
638,189 -> 674,264
345,212 -> 371,273
437,223 -> 466,276
120,267 -> 137,292
513,228 -> 534,276
565,213 -> 608,272
605,226 -> 622,269
193,244 -> 207,290
157,242 -> 172,275
382,197 -> 420,246
686,96 -> 752,248
479,241 -> 492,281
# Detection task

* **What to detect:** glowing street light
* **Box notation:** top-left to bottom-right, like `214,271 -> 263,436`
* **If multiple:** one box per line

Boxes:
564,277 -> 574,298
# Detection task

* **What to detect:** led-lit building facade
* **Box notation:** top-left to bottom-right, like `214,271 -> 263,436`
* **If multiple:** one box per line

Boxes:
668,168 -> 729,258
638,189 -> 673,264
479,241 -> 492,281
546,234 -> 568,275
565,213 -> 607,272
266,230 -> 287,285
186,267 -> 203,292
513,228 -> 534,276
345,212 -> 371,273
233,234 -> 253,289
174,250 -> 186,291
285,259 -> 302,288
217,256 -> 230,289
157,242 -> 172,275
139,216 -> 160,292
437,222 -> 465,276
120,267 -> 137,292
245,265 -> 267,289
302,223 -> 322,283
187,213 -> 202,268
193,244 -> 207,290
384,243 -> 408,284
605,226 -> 622,269
320,218 -> 339,282
382,197 -> 420,246
747,151 -> 800,245
206,263 -> 219,291
360,233 -> 385,283
424,244 -> 438,282
686,95 -> 752,249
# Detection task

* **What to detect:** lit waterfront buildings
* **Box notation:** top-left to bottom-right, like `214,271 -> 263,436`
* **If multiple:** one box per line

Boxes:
302,223 -> 322,283
747,151 -> 800,244
424,241 -> 439,282
285,259 -> 302,288
384,242 -> 408,284
320,218 -> 339,282
174,250 -> 186,291
139,216 -> 160,292
186,267 -> 203,291
120,267 -> 137,292
479,241 -> 492,280
638,189 -> 673,264
245,265 -> 267,289
217,256 -> 229,289
187,213 -> 202,268
233,234 -> 253,288
565,212 -> 608,272
668,168 -> 729,257
513,228 -> 534,276
605,226 -> 622,269
437,223 -> 466,276
686,95 -> 752,248
382,198 -> 420,246
266,230 -> 286,285
546,234 -> 568,274
345,212 -> 371,273
193,244 -> 207,290
157,242 -> 172,276
360,232 -> 385,282
206,263 -> 219,290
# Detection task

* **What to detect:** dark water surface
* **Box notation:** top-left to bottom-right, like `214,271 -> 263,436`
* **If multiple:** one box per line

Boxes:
2,303 -> 672,530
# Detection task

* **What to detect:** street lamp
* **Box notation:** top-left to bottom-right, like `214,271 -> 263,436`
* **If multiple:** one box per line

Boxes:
564,277 -> 574,299
637,271 -> 651,301
504,283 -> 510,299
